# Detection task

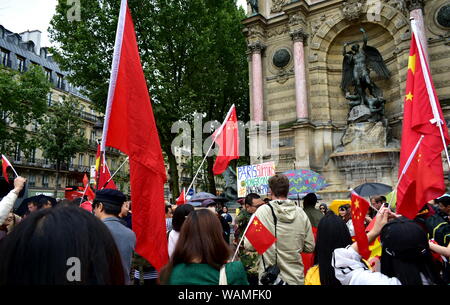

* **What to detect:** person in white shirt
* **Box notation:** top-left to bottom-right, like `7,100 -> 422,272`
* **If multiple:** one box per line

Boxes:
332,207 -> 444,285
0,176 -> 26,226
168,204 -> 194,258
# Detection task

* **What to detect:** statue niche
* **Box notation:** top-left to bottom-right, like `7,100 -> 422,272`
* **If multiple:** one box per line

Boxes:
341,28 -> 391,123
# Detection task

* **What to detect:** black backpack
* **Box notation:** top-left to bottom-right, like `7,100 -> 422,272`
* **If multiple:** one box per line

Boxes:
425,213 -> 450,247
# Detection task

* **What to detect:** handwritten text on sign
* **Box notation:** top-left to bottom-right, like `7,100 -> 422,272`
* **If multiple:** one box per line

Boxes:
237,162 -> 276,197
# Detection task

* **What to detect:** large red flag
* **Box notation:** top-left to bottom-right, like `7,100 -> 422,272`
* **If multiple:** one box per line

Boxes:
350,191 -> 371,260
245,215 -> 277,255
212,105 -> 239,175
101,0 -> 167,270
397,27 -> 450,219
1,155 -> 12,181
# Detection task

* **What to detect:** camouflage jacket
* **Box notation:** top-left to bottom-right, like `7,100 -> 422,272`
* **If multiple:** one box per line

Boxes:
235,209 -> 260,275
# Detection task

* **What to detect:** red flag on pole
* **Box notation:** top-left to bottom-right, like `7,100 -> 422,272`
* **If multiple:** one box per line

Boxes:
101,0 -> 168,270
1,155 -> 12,181
397,25 -> 450,219
82,174 -> 95,201
245,215 -> 277,255
350,191 -> 371,260
94,144 -> 101,188
98,154 -> 118,190
176,188 -> 186,206
212,105 -> 239,175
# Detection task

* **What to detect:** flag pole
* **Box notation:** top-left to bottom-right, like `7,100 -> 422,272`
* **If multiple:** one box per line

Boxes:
81,183 -> 89,200
101,156 -> 129,190
232,213 -> 256,262
186,104 -> 235,194
411,18 -> 450,170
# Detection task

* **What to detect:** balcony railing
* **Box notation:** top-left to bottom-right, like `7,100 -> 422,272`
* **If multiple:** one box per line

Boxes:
80,111 -> 100,123
12,158 -> 90,173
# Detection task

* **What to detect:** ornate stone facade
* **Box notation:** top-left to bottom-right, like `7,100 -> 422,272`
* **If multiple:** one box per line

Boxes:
242,0 -> 450,200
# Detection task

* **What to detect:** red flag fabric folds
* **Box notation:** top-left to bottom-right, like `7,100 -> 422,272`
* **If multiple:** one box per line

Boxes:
82,174 -> 95,201
245,215 -> 277,255
350,191 -> 371,260
397,31 -> 449,219
98,154 -> 117,190
1,155 -> 12,181
101,0 -> 167,270
212,105 -> 239,175
176,189 -> 186,206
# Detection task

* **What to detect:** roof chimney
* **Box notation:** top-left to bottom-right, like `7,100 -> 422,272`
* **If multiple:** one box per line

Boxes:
19,30 -> 41,55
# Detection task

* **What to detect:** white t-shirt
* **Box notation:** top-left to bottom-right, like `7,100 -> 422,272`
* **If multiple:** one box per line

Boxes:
168,230 -> 180,258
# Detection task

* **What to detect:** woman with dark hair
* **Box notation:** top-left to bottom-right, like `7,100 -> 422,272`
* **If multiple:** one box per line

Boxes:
319,203 -> 328,215
168,204 -> 194,258
0,205 -> 124,285
160,209 -> 248,285
332,207 -> 444,285
305,212 -> 354,285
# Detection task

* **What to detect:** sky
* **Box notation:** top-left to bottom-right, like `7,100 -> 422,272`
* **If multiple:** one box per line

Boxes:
0,0 -> 247,48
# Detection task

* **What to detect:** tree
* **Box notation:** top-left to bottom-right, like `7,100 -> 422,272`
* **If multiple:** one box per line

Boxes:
39,96 -> 88,197
0,65 -> 50,157
48,0 -> 249,199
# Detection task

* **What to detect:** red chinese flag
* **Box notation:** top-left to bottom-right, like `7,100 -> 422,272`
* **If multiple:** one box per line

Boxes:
101,0 -> 167,270
98,155 -> 117,190
212,105 -> 239,175
245,216 -> 277,255
1,154 -> 12,181
397,30 -> 449,219
176,189 -> 186,206
82,174 -> 95,201
350,191 -> 371,260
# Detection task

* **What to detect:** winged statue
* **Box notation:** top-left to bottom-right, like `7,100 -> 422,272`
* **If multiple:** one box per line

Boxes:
341,28 -> 391,121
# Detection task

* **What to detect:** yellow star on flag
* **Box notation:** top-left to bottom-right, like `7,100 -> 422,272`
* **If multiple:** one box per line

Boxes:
354,199 -> 359,210
253,220 -> 259,226
405,92 -> 413,102
408,54 -> 416,74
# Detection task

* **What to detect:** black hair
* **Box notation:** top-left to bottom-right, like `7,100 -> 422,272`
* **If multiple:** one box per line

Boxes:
92,199 -> 121,216
172,204 -> 194,232
165,204 -> 172,214
0,205 -> 124,284
315,212 -> 352,286
244,193 -> 260,206
303,193 -> 318,207
380,196 -> 387,202
380,217 -> 443,285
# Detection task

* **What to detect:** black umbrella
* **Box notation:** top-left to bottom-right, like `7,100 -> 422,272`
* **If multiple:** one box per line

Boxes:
15,194 -> 57,216
353,182 -> 392,197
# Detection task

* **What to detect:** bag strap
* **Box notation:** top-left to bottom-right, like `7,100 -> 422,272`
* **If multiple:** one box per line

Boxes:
261,203 -> 278,268
219,264 -> 228,285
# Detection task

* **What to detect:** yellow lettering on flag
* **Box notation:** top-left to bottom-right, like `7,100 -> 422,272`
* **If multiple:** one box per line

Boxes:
408,54 -> 416,74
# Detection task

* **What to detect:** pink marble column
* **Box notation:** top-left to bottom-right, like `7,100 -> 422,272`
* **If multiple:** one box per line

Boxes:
249,42 -> 265,123
407,1 -> 428,60
291,30 -> 309,122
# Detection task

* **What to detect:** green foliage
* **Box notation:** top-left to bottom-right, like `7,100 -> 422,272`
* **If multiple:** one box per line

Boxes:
0,65 -> 50,156
38,96 -> 88,166
49,0 -> 249,198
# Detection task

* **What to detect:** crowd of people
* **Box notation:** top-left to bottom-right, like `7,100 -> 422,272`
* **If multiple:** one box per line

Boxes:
0,174 -> 449,286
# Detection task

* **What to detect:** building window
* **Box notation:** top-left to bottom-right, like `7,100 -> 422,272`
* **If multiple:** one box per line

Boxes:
56,73 -> 64,89
78,154 -> 84,166
16,56 -> 25,72
14,145 -> 21,162
1,49 -> 10,67
89,155 -> 94,167
47,92 -> 52,106
29,175 -> 36,187
42,175 -> 49,188
45,68 -> 52,82
30,148 -> 36,163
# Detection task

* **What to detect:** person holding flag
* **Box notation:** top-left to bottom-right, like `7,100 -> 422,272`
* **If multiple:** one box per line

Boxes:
0,176 -> 26,226
332,207 -> 443,285
243,174 -> 315,285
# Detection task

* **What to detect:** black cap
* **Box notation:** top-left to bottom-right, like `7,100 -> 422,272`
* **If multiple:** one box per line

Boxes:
381,217 -> 429,259
436,194 -> 450,206
95,189 -> 126,207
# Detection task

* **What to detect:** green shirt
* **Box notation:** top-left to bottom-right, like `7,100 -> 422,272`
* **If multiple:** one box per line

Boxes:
168,262 -> 249,285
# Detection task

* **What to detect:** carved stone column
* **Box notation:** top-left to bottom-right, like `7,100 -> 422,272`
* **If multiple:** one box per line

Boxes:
406,0 -> 428,59
290,29 -> 309,122
248,41 -> 266,123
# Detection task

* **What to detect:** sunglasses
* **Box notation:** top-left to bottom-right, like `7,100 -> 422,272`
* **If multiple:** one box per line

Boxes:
339,206 -> 349,211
